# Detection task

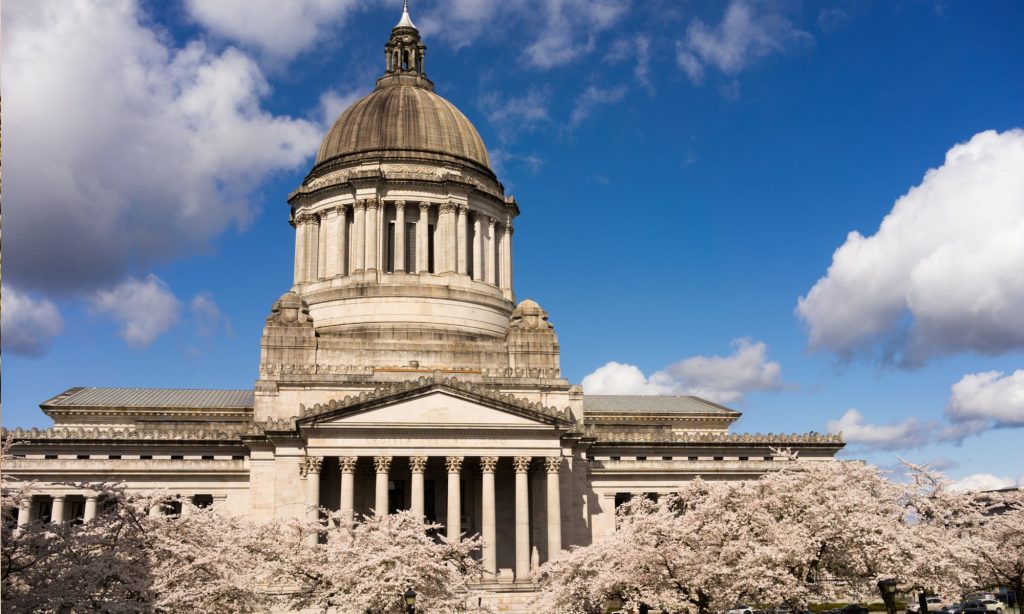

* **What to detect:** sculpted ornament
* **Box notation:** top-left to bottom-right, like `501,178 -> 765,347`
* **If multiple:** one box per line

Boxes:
300,456 -> 323,477
544,456 -> 563,473
513,456 -> 532,473
373,456 -> 393,473
480,456 -> 499,472
409,456 -> 429,472
508,299 -> 554,331
266,291 -> 312,327
445,456 -> 464,473
339,457 -> 359,472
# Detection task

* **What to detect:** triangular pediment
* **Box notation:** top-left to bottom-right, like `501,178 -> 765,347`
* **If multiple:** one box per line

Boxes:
296,376 -> 573,430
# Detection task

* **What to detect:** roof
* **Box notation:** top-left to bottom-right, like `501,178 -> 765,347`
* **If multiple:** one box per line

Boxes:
314,77 -> 491,171
42,387 -> 254,410
583,395 -> 740,415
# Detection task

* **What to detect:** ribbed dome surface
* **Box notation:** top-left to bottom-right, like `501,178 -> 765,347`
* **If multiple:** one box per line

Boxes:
315,80 -> 490,170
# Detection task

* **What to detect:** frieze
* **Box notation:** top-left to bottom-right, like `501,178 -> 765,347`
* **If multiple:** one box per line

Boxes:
2,426 -> 242,442
580,425 -> 843,446
258,363 -> 561,378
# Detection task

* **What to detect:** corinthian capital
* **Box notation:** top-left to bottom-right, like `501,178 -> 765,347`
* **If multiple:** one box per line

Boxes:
373,456 -> 392,473
409,456 -> 429,472
339,456 -> 359,473
480,456 -> 499,473
544,456 -> 563,473
513,456 -> 532,473
445,456 -> 464,473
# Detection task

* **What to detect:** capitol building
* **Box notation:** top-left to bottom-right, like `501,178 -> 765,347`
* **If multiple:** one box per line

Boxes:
4,5 -> 842,609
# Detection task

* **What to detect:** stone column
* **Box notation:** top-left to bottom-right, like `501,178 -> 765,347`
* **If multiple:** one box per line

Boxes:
456,204 -> 469,275
394,201 -> 406,273
480,456 -> 499,573
438,202 -> 454,272
513,456 -> 532,580
293,217 -> 306,286
17,497 -> 31,528
545,456 -> 563,560
417,202 -> 430,273
51,495 -> 66,525
374,456 -> 392,516
339,456 -> 358,524
323,209 -> 339,278
317,212 -> 329,278
409,456 -> 428,519
366,199 -> 380,271
502,217 -> 513,293
302,457 -> 323,545
486,217 -> 497,285
353,200 -> 366,271
446,456 -> 464,539
336,204 -> 349,276
305,214 -> 320,282
472,213 -> 483,281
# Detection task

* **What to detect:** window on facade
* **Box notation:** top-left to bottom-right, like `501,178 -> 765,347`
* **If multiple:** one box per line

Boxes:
636,456 -> 647,461
163,500 -> 182,518
171,455 -> 184,460
386,221 -> 395,273
713,456 -> 724,461
610,455 -> 620,461
140,454 -> 153,460
427,224 -> 435,273
614,492 -> 633,510
69,500 -> 86,525
194,495 -> 214,509
37,500 -> 53,524
109,454 -> 121,460
662,456 -> 672,461
232,455 -> 244,461
44,454 -> 57,460
764,456 -> 774,461
688,456 -> 698,461
739,456 -> 749,461
202,455 -> 214,460
77,454 -> 89,460
405,222 -> 416,272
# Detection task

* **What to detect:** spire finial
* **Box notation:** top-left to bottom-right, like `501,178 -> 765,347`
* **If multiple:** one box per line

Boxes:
396,0 -> 416,29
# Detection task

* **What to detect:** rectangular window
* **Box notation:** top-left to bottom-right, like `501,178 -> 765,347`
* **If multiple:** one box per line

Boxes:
386,221 -> 395,273
171,455 -> 184,460
636,456 -> 647,461
44,454 -> 57,460
193,495 -> 214,509
140,454 -> 153,460
713,456 -> 724,461
69,500 -> 86,525
76,454 -> 89,460
232,455 -> 244,461
688,456 -> 698,461
163,500 -> 182,518
662,456 -> 672,461
427,224 -> 436,273
739,456 -> 749,461
405,222 -> 416,272
764,456 -> 774,461
109,455 -> 121,460
37,500 -> 53,524
201,455 -> 214,460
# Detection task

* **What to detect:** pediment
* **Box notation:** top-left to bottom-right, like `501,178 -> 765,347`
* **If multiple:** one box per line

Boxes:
296,376 -> 573,430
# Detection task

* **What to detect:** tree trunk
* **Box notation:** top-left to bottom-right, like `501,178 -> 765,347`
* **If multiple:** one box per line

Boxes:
919,592 -> 929,614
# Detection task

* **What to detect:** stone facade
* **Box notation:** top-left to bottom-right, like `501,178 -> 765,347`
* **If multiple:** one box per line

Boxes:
2,5 -> 843,611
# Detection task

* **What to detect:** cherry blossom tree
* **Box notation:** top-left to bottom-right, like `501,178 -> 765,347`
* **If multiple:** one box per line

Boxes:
973,490 -> 1024,612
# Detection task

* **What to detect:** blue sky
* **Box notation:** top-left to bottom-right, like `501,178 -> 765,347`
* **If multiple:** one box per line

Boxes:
3,0 -> 1023,488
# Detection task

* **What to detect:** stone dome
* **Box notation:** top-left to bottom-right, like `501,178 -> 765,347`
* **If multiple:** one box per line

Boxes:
314,76 -> 491,173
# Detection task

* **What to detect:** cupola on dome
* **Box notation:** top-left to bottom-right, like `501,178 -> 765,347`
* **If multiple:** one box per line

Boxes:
313,4 -> 491,174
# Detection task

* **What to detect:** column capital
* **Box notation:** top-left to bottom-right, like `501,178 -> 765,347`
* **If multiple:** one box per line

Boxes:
394,200 -> 406,210
457,203 -> 469,214
368,197 -> 383,210
373,456 -> 393,473
300,456 -> 323,477
51,494 -> 67,501
339,456 -> 359,473
480,456 -> 499,473
445,456 -> 464,473
513,456 -> 532,473
419,201 -> 431,212
336,203 -> 350,215
354,199 -> 368,210
409,456 -> 429,472
505,217 -> 514,233
544,456 -> 563,473
487,216 -> 496,229
84,494 -> 99,502
297,212 -> 319,226
440,201 -> 456,214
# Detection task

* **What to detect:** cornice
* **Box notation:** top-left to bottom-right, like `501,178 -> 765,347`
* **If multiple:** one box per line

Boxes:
581,426 -> 844,447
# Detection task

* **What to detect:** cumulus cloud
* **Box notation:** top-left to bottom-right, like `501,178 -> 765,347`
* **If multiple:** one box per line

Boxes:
949,473 -> 1024,492
606,35 -> 654,93
2,0 -> 322,295
1,287 -> 65,357
185,0 -> 363,61
479,88 -> 551,141
581,338 -> 783,404
676,0 -> 812,85
797,129 -> 1024,366
190,293 -> 232,338
947,370 -> 1024,427
568,85 -> 628,128
417,0 -> 628,69
826,408 -> 936,452
89,276 -> 182,348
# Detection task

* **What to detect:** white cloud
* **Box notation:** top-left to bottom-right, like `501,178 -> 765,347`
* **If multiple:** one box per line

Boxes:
185,0 -> 363,61
90,276 -> 182,348
581,338 -> 783,404
607,35 -> 654,93
676,0 -> 811,85
826,408 -> 936,452
948,370 -> 1024,427
3,0 -> 322,295
949,473 -> 1024,492
190,293 -> 231,338
319,87 -> 370,127
418,0 -> 628,69
479,88 -> 551,141
1,287 -> 65,357
796,129 -> 1024,366
568,85 -> 628,128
